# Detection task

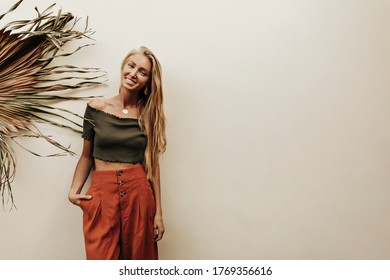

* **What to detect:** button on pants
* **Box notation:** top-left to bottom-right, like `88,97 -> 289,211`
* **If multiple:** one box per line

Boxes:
80,165 -> 158,260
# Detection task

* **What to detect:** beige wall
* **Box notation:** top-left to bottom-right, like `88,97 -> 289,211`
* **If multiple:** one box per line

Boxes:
1,0 -> 390,259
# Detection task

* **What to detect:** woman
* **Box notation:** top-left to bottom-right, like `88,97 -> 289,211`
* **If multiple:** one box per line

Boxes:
68,46 -> 166,260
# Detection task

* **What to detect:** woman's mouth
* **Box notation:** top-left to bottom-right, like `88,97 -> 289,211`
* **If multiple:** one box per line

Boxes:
125,77 -> 136,85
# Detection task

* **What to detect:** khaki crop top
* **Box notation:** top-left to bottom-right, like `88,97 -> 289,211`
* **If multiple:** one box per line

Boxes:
82,104 -> 147,163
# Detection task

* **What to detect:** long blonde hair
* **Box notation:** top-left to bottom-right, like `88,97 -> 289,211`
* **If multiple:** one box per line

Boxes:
121,46 -> 166,183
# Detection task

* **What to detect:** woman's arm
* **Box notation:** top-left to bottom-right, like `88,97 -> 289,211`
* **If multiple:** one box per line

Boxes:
68,140 -> 94,206
152,162 -> 165,241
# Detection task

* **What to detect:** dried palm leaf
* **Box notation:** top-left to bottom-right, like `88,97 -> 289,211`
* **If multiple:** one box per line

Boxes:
0,0 -> 106,209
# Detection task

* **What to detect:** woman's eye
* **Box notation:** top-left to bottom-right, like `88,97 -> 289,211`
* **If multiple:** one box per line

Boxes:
128,64 -> 134,68
141,72 -> 147,76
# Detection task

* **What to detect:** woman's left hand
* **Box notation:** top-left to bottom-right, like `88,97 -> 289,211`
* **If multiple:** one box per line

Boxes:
154,215 -> 165,241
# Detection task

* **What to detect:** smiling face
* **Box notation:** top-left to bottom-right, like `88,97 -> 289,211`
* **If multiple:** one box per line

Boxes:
121,53 -> 152,93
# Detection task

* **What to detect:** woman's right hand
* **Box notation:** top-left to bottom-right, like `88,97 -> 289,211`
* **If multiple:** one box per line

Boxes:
68,192 -> 92,207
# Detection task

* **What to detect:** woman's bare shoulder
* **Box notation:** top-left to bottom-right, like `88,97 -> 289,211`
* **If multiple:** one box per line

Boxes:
88,98 -> 112,111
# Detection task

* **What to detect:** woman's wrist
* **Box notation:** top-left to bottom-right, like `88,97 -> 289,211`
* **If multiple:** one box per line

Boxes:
154,212 -> 163,219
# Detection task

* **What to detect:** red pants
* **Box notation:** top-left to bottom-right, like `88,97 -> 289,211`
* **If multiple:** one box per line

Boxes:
80,165 -> 158,260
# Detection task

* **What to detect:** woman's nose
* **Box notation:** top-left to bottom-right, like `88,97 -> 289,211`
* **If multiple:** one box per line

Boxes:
129,70 -> 138,78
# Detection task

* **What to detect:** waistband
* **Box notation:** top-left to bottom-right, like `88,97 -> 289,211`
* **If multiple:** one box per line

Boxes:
91,165 -> 146,185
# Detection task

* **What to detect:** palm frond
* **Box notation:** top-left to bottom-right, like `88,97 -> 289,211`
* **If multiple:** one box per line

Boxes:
0,0 -> 106,209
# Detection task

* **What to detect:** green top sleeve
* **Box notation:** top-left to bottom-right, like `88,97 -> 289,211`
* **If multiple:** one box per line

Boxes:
82,105 -> 96,141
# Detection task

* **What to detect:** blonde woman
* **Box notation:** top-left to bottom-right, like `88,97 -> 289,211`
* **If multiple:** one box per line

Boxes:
68,46 -> 166,260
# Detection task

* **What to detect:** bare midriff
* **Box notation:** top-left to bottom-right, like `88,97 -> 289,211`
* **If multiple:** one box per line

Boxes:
94,158 -> 143,171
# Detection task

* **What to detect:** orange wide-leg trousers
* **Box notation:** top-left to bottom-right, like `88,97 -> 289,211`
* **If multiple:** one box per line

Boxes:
80,165 -> 158,260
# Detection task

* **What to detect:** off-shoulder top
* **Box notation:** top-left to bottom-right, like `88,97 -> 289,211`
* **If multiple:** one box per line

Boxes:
82,104 -> 147,163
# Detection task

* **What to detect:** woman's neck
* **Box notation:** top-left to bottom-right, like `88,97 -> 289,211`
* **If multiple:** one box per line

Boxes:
118,88 -> 139,107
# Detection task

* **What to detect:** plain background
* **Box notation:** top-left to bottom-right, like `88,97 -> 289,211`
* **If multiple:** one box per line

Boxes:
0,0 -> 389,259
